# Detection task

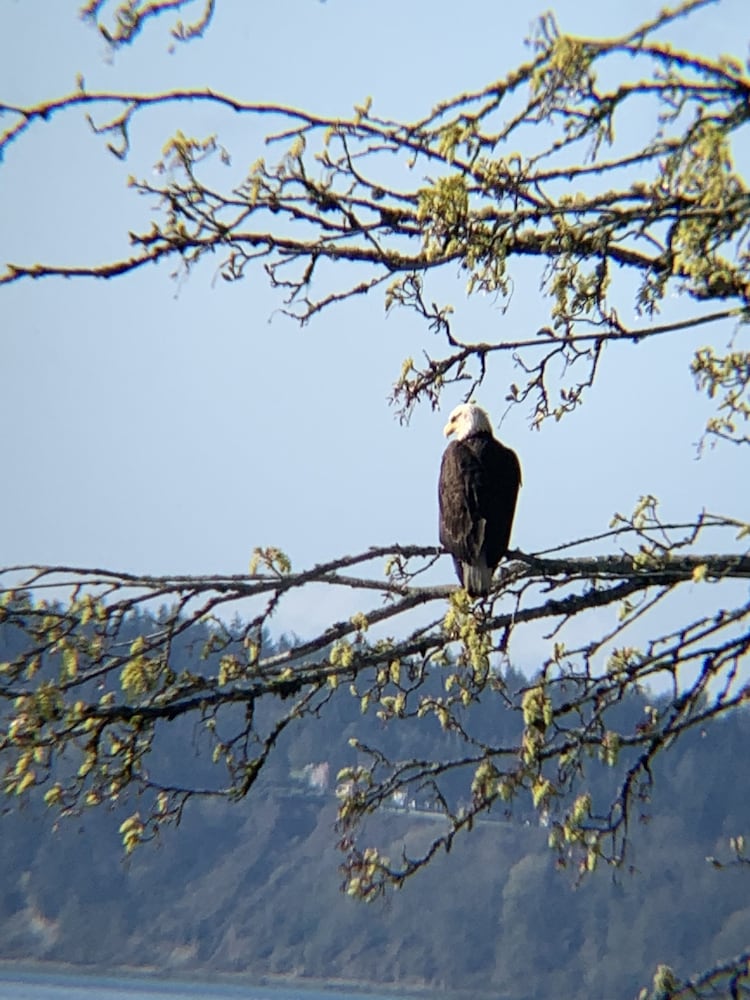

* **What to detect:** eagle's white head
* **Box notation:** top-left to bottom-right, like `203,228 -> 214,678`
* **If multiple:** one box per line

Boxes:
443,403 -> 493,441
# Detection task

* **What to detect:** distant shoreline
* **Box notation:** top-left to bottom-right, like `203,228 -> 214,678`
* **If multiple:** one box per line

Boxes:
0,958 -> 500,1000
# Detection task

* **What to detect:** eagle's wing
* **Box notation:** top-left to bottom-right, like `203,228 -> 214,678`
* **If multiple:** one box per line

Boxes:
438,440 -> 487,565
482,442 -> 522,567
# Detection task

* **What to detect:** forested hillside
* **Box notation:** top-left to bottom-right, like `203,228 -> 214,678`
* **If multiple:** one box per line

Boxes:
1,610 -> 749,1000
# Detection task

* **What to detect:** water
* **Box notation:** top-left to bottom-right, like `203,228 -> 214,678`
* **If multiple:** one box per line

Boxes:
0,969 -> 419,1000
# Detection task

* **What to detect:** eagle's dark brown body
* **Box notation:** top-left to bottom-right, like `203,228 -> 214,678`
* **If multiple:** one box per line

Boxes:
439,429 -> 521,597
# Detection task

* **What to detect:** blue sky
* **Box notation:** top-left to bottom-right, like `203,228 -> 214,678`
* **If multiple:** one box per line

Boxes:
1,0 -> 746,637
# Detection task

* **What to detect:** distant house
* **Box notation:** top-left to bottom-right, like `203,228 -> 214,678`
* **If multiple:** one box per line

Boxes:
289,761 -> 330,795
303,761 -> 329,794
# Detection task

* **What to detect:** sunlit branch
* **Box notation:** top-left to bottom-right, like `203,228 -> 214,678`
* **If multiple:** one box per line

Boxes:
0,90 -> 327,161
79,0 -> 215,48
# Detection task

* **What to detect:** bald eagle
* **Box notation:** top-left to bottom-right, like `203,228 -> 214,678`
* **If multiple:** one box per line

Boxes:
438,403 -> 522,597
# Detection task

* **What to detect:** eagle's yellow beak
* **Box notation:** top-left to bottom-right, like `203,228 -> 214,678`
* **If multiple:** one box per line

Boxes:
443,417 -> 456,438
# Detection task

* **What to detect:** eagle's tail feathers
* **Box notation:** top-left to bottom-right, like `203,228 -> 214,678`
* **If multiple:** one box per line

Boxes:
462,559 -> 493,598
